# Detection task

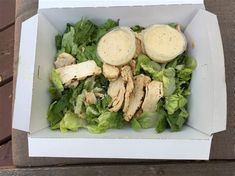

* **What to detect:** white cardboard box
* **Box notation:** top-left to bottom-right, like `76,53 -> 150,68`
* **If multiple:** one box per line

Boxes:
13,0 -> 227,160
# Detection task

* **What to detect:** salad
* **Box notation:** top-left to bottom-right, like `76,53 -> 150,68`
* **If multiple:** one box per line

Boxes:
48,18 -> 197,133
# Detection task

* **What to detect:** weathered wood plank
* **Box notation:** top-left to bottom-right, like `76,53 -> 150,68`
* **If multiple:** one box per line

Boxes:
0,81 -> 13,143
15,0 -> 38,19
0,0 -> 15,30
205,0 -> 235,159
1,161 -> 235,176
0,141 -> 12,167
0,25 -> 14,84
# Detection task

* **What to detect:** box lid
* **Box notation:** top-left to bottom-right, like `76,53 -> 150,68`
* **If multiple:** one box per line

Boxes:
38,0 -> 204,9
184,9 -> 227,135
12,15 -> 39,132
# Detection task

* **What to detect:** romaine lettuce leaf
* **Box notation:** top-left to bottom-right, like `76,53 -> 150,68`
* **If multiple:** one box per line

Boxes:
47,89 -> 72,128
50,69 -> 64,94
74,19 -> 97,46
166,107 -> 188,131
131,118 -> 142,131
136,54 -> 161,76
97,111 -> 124,129
164,93 -> 187,115
60,111 -> 86,132
94,19 -> 119,43
131,25 -> 145,32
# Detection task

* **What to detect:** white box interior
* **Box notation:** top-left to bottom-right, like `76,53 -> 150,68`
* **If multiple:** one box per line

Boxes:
13,2 -> 227,159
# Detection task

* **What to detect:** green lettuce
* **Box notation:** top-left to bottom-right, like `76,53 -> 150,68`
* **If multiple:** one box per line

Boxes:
131,118 -> 142,131
97,111 -> 124,130
60,111 -> 86,132
136,54 -> 161,76
50,69 -> 64,94
164,93 -> 187,115
154,68 -> 176,97
166,108 -> 189,131
94,19 -> 119,43
131,25 -> 145,32
47,89 -> 72,128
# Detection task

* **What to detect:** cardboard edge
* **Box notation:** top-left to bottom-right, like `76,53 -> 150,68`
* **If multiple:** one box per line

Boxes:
28,136 -> 212,160
199,10 -> 227,134
39,0 -> 204,9
12,15 -> 39,132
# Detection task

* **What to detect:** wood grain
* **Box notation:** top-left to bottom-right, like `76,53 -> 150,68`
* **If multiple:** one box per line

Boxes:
0,82 -> 13,143
0,0 -> 15,30
0,141 -> 12,167
1,161 -> 235,176
0,25 -> 14,84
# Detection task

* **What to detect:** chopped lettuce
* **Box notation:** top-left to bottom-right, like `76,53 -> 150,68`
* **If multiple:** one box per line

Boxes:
154,68 -> 176,97
168,22 -> 178,28
136,54 -> 161,76
74,19 -> 97,46
47,89 -> 72,128
60,111 -> 86,132
86,111 -> 124,134
49,19 -> 197,134
131,25 -> 145,32
164,93 -> 187,115
74,90 -> 86,117
94,19 -> 119,42
97,111 -> 124,130
61,26 -> 78,54
50,69 -> 64,94
166,108 -> 189,131
75,44 -> 102,66
131,118 -> 142,131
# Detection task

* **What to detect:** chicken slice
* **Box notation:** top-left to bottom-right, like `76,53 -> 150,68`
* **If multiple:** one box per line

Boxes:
121,66 -> 134,113
108,77 -> 125,112
85,91 -> 97,105
142,81 -> 164,112
56,60 -> 101,85
54,52 -> 76,68
135,32 -> 145,55
129,59 -> 136,75
124,74 -> 151,121
102,63 -> 120,80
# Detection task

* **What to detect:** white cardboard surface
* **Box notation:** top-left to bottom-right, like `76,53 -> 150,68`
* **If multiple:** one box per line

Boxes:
39,0 -> 204,9
30,14 -> 58,133
12,15 -> 38,132
28,136 -> 211,159
40,4 -> 204,33
185,10 -> 227,135
12,1 -> 227,159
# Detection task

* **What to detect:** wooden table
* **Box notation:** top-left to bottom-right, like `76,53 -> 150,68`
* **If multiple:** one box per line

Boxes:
0,0 -> 235,175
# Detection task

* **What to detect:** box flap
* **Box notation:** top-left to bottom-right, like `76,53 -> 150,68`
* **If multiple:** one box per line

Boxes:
39,0 -> 204,9
12,15 -> 39,132
185,9 -> 227,135
28,135 -> 212,159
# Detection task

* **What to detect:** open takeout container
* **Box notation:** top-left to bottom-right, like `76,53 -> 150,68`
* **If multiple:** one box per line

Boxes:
13,0 -> 227,160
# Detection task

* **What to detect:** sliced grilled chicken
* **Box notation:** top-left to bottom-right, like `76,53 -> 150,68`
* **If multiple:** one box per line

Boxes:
121,65 -> 134,113
108,77 -> 126,112
142,81 -> 163,112
124,74 -> 151,121
54,52 -> 76,68
56,60 -> 101,85
102,63 -> 120,80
